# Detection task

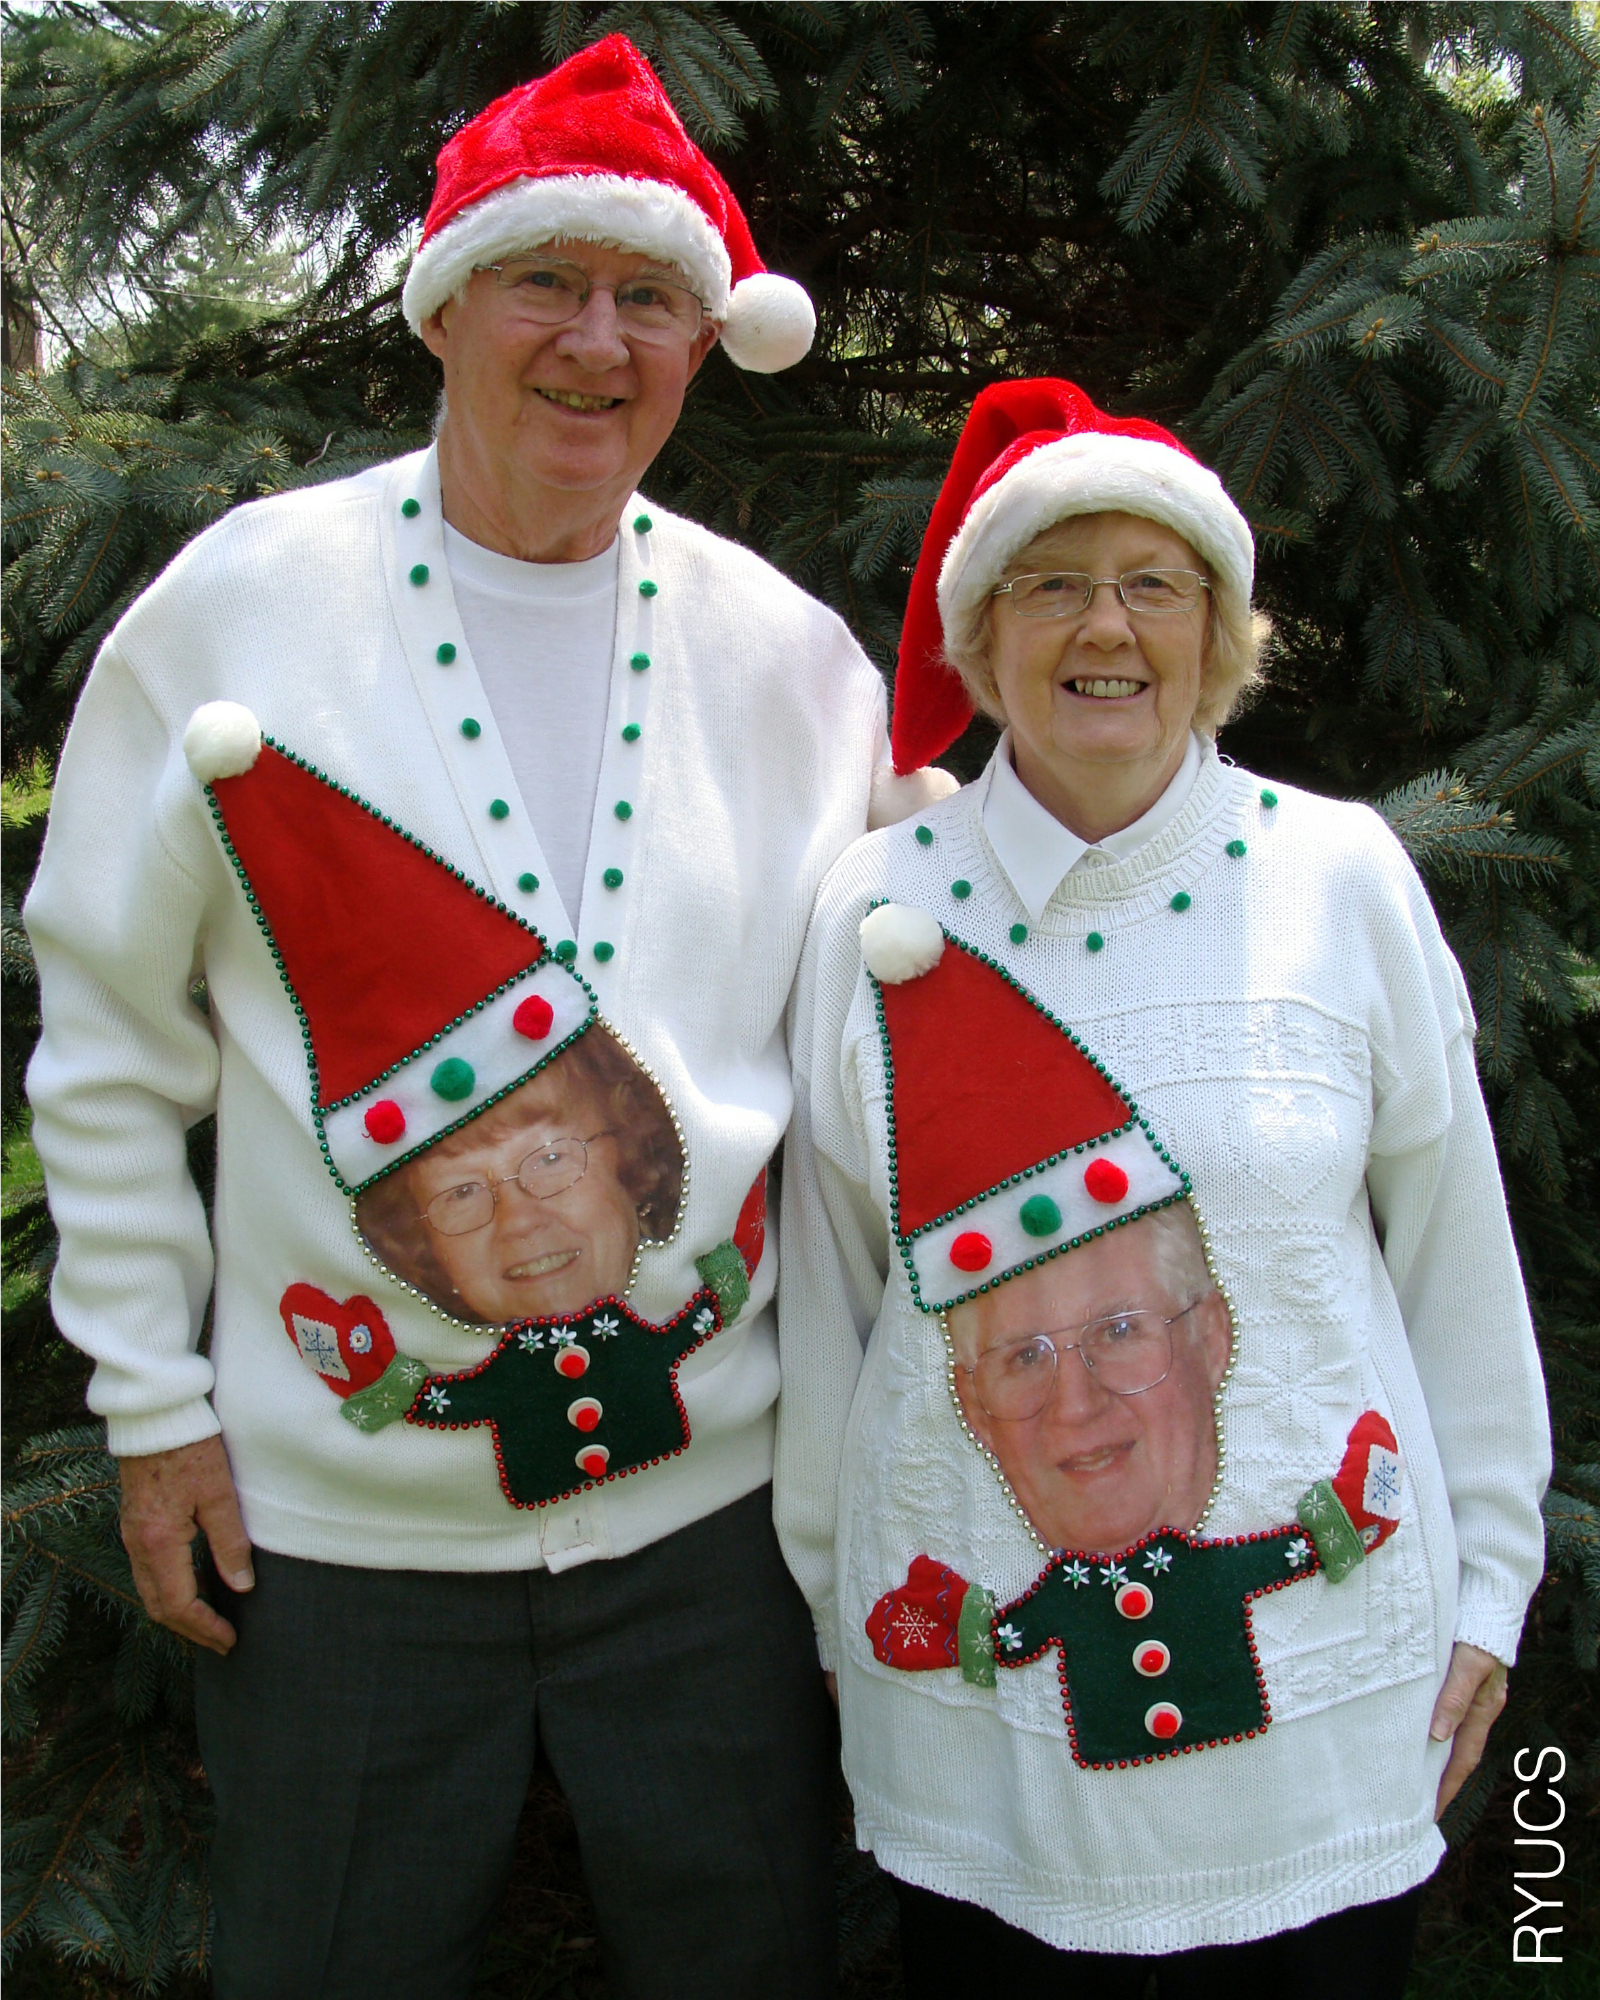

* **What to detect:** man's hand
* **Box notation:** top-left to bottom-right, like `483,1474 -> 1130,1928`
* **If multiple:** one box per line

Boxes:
119,1436 -> 254,1655
1430,1640 -> 1507,1820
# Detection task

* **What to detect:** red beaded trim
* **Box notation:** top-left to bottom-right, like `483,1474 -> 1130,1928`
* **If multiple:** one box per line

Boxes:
994,1523 -> 1319,1771
401,1288 -> 719,1510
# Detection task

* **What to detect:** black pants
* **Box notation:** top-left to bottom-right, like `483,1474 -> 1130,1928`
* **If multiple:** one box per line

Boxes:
894,1877 -> 1422,2000
194,1486 -> 836,2000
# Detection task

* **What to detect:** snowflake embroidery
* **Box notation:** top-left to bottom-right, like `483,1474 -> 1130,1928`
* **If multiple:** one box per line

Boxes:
1142,1545 -> 1173,1574
423,1384 -> 451,1415
517,1327 -> 546,1352
591,1313 -> 620,1339
1285,1537 -> 1312,1569
996,1622 -> 1024,1653
894,1603 -> 935,1647
692,1306 -> 716,1334
1063,1560 -> 1092,1589
1365,1450 -> 1402,1515
1099,1562 -> 1129,1588
346,1404 -> 373,1429
293,1316 -> 345,1377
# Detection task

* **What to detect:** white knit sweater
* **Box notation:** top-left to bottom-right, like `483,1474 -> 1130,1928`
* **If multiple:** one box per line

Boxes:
25,444 -> 887,1573
775,740 -> 1549,1951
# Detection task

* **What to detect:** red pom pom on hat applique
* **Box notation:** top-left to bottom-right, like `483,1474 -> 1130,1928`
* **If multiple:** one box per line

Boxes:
949,1231 -> 993,1273
513,993 -> 555,1040
364,1099 -> 406,1145
1084,1157 -> 1130,1204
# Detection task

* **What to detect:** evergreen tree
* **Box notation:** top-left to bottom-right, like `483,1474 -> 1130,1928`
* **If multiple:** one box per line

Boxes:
4,5 -> 1597,1991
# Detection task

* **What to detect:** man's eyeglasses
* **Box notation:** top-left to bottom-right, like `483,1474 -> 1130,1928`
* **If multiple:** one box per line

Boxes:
418,1132 -> 615,1237
991,570 -> 1212,619
957,1302 -> 1206,1423
482,255 -> 707,344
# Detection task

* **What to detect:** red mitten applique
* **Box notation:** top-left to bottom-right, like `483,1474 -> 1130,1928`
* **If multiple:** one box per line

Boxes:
279,1284 -> 397,1399
867,1554 -> 970,1669
1332,1409 -> 1403,1553
734,1166 -> 767,1278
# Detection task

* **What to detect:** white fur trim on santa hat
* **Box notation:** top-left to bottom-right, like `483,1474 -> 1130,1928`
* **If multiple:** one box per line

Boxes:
718,272 -> 816,373
183,702 -> 261,783
401,172 -> 734,332
860,904 -> 944,985
937,432 -> 1255,630
868,762 -> 961,831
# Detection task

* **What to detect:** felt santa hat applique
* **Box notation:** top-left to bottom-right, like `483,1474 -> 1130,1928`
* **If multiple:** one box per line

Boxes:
401,33 -> 815,374
891,378 -> 1255,774
859,904 -> 1188,1312
182,702 -> 595,1196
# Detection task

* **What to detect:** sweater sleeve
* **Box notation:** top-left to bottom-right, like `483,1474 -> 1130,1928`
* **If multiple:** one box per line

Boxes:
23,646 -> 224,1458
774,880 -> 891,1671
1364,863 -> 1551,1668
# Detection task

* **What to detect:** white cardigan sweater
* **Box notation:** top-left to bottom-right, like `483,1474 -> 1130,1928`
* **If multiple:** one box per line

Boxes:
25,445 -> 887,1573
775,742 -> 1549,1952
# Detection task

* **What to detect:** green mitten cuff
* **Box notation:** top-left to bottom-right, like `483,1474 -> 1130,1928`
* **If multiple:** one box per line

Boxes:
957,1582 -> 997,1687
1298,1477 -> 1365,1583
341,1353 -> 429,1431
694,1240 -> 748,1325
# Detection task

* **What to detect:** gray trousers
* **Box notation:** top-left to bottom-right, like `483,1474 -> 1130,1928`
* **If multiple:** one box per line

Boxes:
194,1486 -> 837,2000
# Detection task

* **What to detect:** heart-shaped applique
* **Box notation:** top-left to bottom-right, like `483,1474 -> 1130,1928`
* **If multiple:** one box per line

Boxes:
279,1283 -> 397,1398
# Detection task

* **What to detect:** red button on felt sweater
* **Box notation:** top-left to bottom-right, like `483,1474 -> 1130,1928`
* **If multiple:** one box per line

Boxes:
1133,1640 -> 1171,1678
567,1396 -> 602,1432
577,1444 -> 610,1477
554,1344 -> 589,1379
1145,1701 -> 1183,1740
1115,1582 -> 1153,1619
364,1100 -> 406,1144
513,994 -> 555,1039
1084,1157 -> 1130,1204
949,1231 -> 993,1272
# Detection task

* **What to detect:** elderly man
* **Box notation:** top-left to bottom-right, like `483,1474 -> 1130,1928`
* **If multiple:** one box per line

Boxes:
946,1204 -> 1233,1553
23,37 -> 946,2000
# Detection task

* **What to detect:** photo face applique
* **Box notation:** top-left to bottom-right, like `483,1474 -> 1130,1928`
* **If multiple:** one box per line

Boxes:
856,903 -> 1404,1767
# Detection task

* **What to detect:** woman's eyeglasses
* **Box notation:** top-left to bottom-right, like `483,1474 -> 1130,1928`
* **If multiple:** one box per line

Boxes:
991,570 -> 1211,619
418,1132 -> 615,1237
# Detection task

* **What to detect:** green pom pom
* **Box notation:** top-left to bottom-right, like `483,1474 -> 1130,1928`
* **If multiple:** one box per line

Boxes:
1085,931 -> 1105,952
435,642 -> 457,664
951,879 -> 971,900
622,723 -> 641,742
914,825 -> 934,846
489,798 -> 510,820
1260,788 -> 1278,809
1019,1194 -> 1063,1238
638,579 -> 658,598
630,652 -> 651,671
614,800 -> 633,821
603,867 -> 623,890
518,873 -> 539,893
555,939 -> 577,963
1170,891 -> 1192,913
1010,922 -> 1028,944
400,497 -> 421,519
459,717 -> 481,739
430,1056 -> 475,1101
1227,838 -> 1247,858
633,512 -> 653,533
409,563 -> 429,586
593,941 -> 615,963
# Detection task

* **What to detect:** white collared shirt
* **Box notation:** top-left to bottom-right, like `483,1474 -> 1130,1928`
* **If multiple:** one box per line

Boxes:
980,728 -> 1204,924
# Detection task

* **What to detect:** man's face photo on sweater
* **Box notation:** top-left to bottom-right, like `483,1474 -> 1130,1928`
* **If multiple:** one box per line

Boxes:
946,1204 -> 1231,1555
354,1026 -> 683,1325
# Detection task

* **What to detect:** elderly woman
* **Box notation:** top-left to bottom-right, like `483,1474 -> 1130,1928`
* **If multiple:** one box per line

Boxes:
774,380 -> 1549,1998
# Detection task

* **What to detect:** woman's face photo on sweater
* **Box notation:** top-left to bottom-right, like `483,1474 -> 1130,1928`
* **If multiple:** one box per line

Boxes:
946,1203 -> 1232,1555
353,1026 -> 683,1326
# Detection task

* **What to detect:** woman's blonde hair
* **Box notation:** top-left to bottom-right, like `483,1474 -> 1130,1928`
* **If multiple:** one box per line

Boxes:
941,514 -> 1265,737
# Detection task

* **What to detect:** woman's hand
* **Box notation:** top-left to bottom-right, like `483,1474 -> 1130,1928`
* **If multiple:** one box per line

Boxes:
1429,1641 -> 1507,1820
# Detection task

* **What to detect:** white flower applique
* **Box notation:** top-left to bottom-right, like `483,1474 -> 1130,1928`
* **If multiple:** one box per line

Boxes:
517,1327 -> 547,1353
692,1305 -> 716,1335
1063,1560 -> 1092,1589
1143,1545 -> 1173,1574
996,1622 -> 1024,1654
1285,1537 -> 1312,1569
590,1314 -> 620,1340
423,1384 -> 451,1415
1099,1562 -> 1129,1588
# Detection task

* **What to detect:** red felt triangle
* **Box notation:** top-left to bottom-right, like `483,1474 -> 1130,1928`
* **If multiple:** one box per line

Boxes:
211,746 -> 542,1106
881,937 -> 1131,1234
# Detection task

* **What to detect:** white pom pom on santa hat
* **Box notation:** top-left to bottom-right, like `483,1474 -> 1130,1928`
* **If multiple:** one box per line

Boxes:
860,904 -> 945,985
183,702 -> 262,783
719,273 -> 816,374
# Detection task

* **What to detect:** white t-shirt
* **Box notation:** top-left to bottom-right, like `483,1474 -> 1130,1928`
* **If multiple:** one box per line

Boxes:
443,523 -> 618,923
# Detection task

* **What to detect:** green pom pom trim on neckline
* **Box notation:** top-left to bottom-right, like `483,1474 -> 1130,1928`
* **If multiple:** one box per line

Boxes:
593,941 -> 615,963
1010,922 -> 1028,944
638,579 -> 658,598
603,868 -> 624,890
409,563 -> 429,586
614,800 -> 633,821
436,642 -> 457,664
630,652 -> 651,671
401,498 -> 421,519
518,873 -> 539,893
554,939 -> 577,963
489,798 -> 510,820
1260,788 -> 1278,809
633,512 -> 653,533
951,879 -> 971,900
622,723 -> 641,742
914,825 -> 934,847
1085,931 -> 1105,953
460,718 -> 481,739
1170,891 -> 1192,913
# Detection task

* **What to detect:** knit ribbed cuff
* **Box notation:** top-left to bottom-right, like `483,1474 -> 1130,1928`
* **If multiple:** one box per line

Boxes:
1454,1595 -> 1530,1670
105,1397 -> 223,1460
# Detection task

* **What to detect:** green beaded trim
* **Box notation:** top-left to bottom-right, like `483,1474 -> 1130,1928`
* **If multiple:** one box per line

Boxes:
202,736 -> 599,1197
864,903 -> 1191,1315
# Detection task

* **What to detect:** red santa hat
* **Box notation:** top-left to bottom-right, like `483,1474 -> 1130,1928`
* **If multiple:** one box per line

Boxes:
182,702 -> 596,1196
401,33 -> 815,374
859,904 -> 1189,1312
891,378 -> 1255,773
